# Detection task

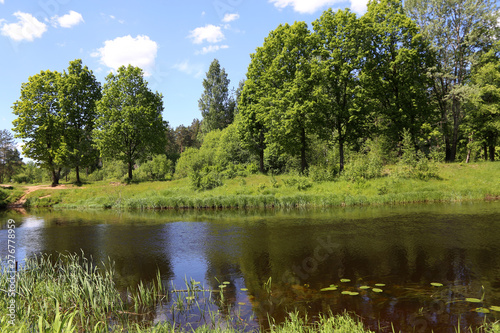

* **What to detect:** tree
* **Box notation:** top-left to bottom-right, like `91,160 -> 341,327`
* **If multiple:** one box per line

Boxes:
405,0 -> 499,161
362,0 -> 436,152
312,8 -> 367,173
0,130 -> 23,183
12,70 -> 67,186
93,65 -> 167,180
59,59 -> 101,184
199,59 -> 233,134
465,45 -> 500,161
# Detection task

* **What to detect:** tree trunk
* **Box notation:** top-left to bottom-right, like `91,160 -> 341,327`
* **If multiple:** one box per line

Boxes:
75,165 -> 81,184
300,127 -> 308,174
259,149 -> 264,174
484,143 -> 488,161
51,168 -> 60,187
128,161 -> 133,180
489,144 -> 495,162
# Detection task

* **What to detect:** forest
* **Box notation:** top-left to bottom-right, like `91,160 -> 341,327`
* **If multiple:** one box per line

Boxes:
1,0 -> 499,189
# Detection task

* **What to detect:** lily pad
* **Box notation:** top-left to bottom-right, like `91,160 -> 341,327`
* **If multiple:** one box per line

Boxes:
240,288 -> 248,291
329,284 -> 338,288
238,302 -> 246,306
186,296 -> 195,300
475,307 -> 490,314
340,279 -> 351,283
320,287 -> 338,292
431,282 -> 443,287
218,285 -> 227,289
223,281 -> 231,285
359,286 -> 371,290
372,288 -> 383,293
465,298 -> 482,303
489,306 -> 500,312
375,283 -> 386,287
341,291 -> 359,296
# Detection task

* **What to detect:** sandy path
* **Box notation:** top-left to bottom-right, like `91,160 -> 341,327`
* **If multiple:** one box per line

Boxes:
3,184 -> 78,208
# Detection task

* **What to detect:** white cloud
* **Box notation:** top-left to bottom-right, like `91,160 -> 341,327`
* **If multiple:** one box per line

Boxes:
53,10 -> 84,28
196,44 -> 229,55
188,24 -> 224,44
92,35 -> 158,76
173,60 -> 204,78
350,0 -> 368,14
0,0 -> 5,4
222,13 -> 240,23
0,12 -> 47,41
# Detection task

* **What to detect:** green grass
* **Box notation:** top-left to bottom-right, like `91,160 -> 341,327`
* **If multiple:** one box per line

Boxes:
0,185 -> 25,208
21,162 -> 500,210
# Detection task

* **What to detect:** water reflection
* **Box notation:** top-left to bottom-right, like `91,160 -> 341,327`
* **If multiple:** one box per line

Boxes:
1,202 -> 500,332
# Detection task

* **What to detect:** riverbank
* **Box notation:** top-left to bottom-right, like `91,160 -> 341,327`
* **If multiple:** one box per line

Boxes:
3,162 -> 500,210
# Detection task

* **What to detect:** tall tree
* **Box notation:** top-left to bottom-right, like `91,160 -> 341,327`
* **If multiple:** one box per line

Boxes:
93,65 -> 167,180
312,8 -> 367,173
465,45 -> 500,161
12,70 -> 67,186
0,130 -> 23,183
405,0 -> 499,161
362,0 -> 436,150
199,59 -> 233,134
59,59 -> 101,184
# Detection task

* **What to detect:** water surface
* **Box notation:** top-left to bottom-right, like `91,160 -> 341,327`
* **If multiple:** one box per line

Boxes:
1,202 -> 500,332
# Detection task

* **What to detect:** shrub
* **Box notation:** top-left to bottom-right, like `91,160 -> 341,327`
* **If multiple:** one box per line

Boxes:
343,146 -> 384,182
189,166 -> 223,191
135,155 -> 173,181
284,175 -> 312,191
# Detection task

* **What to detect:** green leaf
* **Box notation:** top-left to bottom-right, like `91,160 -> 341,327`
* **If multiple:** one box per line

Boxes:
474,307 -> 490,314
375,283 -> 386,287
340,279 -> 351,283
359,286 -> 371,290
372,288 -> 383,293
465,298 -> 482,303
489,306 -> 500,312
431,282 -> 443,287
320,287 -> 338,292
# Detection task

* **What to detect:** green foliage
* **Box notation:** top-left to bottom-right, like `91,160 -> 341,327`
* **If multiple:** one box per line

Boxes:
0,129 -> 23,183
189,166 -> 224,191
396,129 -> 439,180
199,59 -> 234,134
283,174 -> 313,191
13,161 -> 47,184
94,65 -> 167,180
87,159 -> 127,182
12,69 -> 67,185
342,141 -> 384,182
135,155 -> 173,181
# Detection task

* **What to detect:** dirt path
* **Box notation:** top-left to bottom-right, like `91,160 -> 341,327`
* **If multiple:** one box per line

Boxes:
4,184 -> 77,208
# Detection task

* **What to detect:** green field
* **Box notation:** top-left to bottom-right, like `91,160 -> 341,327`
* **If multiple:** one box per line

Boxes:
12,161 -> 500,210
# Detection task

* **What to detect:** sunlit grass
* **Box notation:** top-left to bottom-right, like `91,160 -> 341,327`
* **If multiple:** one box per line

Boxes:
22,162 -> 500,209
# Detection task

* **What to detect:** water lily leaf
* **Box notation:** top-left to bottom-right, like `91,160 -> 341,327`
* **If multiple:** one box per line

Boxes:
240,288 -> 248,291
466,298 -> 482,303
329,284 -> 338,288
238,302 -> 246,306
341,291 -> 351,295
321,287 -> 338,292
431,282 -> 443,287
223,281 -> 230,285
489,306 -> 500,312
375,283 -> 386,287
218,285 -> 227,289
359,286 -> 371,290
340,279 -> 351,283
372,288 -> 383,293
475,307 -> 490,314
186,296 -> 195,300
349,292 -> 359,296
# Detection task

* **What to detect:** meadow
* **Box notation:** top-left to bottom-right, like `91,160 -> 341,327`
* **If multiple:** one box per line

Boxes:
15,161 -> 500,210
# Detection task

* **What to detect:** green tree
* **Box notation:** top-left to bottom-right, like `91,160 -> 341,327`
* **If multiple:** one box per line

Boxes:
0,130 -> 23,183
59,59 -> 101,184
312,8 -> 367,173
12,70 -> 67,186
199,59 -> 233,134
93,65 -> 167,180
362,0 -> 436,151
465,45 -> 500,161
405,0 -> 499,161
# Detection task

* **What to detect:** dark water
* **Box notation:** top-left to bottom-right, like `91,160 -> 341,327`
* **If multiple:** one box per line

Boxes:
1,202 -> 500,332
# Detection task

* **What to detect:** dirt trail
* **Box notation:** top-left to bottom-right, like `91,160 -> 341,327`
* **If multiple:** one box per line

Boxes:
4,184 -> 76,208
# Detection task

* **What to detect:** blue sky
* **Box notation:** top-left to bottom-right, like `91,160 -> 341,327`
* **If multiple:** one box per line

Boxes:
0,0 -> 367,136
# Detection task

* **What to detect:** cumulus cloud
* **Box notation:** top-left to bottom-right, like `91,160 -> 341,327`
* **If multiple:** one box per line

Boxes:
52,10 -> 84,28
172,60 -> 204,78
188,24 -> 224,44
196,44 -> 229,55
269,0 -> 367,14
92,35 -> 158,76
0,11 -> 47,41
0,0 -> 5,4
222,13 -> 240,23
350,0 -> 368,14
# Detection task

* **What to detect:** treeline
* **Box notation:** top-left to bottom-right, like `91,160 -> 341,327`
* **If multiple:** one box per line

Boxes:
6,0 -> 500,187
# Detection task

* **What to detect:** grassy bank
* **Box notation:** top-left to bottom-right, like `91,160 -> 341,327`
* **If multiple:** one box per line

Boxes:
21,162 -> 500,210
1,253 -> 499,333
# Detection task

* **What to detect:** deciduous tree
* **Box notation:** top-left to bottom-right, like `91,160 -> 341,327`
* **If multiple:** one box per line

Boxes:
94,65 -> 167,180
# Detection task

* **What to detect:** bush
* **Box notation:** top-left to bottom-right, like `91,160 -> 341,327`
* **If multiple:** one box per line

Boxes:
189,166 -> 223,191
396,129 -> 439,180
284,175 -> 313,191
135,155 -> 173,181
88,159 -> 128,182
308,164 -> 337,182
343,143 -> 384,182
13,161 -> 47,184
